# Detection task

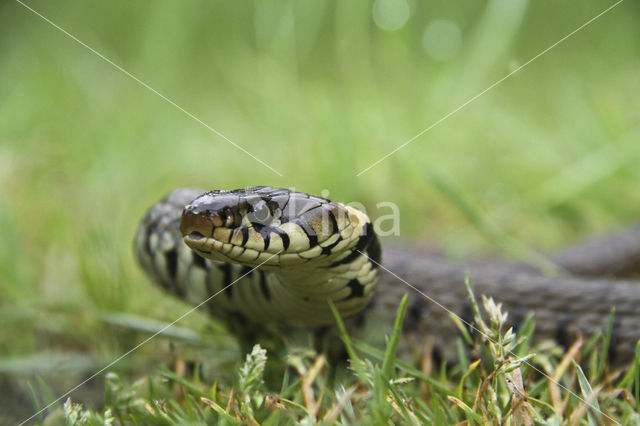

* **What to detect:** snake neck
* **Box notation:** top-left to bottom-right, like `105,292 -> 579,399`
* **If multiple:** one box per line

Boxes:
255,205 -> 381,326
263,246 -> 380,326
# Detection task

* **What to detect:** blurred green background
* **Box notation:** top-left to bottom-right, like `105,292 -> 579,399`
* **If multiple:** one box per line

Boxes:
1,0 -> 639,420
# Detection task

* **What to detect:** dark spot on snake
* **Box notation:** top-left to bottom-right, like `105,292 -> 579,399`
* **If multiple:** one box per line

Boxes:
303,297 -> 310,302
328,223 -> 377,266
239,265 -> 252,277
251,248 -> 261,261
165,248 -> 178,281
240,226 -> 249,246
270,227 -> 290,250
259,271 -> 271,300
307,234 -> 318,248
219,263 -> 233,298
329,250 -> 361,267
259,227 -> 272,250
343,279 -> 365,300
205,272 -> 216,316
367,235 -> 382,267
325,208 -> 339,234
321,235 -> 342,255
290,218 -> 318,247
355,222 -> 375,252
192,252 -> 208,269
144,221 -> 157,255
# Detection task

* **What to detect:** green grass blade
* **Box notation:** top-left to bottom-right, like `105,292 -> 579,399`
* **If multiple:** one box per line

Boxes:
382,294 -> 408,380
25,381 -> 44,423
595,307 -> 615,383
159,368 -> 208,398
582,331 -> 602,359
35,375 -> 56,413
386,375 -> 419,426
456,359 -> 480,399
573,359 -> 601,424
636,341 -> 640,404
456,337 -> 470,371
97,310 -> 202,344
514,312 -> 535,356
328,299 -> 367,382
448,395 -> 485,424
450,313 -> 473,345
372,366 -> 392,423
350,338 -> 452,395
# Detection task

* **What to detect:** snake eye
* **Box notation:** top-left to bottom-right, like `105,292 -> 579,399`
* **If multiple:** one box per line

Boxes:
248,200 -> 272,225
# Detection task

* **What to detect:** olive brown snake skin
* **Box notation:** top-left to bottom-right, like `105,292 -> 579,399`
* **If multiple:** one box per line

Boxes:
135,187 -> 640,363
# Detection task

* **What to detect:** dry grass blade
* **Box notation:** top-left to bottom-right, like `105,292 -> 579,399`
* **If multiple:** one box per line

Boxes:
504,368 -> 534,426
323,386 -> 357,423
548,336 -> 584,413
303,354 -> 326,419
567,384 -> 603,426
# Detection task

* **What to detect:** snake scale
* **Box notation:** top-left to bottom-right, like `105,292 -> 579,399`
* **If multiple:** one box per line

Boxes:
135,187 -> 640,363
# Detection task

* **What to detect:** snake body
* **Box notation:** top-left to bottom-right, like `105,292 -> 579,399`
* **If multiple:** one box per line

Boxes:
135,187 -> 640,363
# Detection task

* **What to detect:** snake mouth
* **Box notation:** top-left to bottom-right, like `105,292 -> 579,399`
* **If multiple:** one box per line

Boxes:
187,231 -> 206,241
180,208 -> 285,263
182,220 -> 288,259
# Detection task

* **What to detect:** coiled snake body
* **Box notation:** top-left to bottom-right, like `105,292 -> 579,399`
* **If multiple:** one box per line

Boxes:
135,187 -> 640,363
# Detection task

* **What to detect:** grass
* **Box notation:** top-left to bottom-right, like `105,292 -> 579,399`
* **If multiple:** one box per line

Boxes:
2,0 -> 640,424
38,280 -> 640,424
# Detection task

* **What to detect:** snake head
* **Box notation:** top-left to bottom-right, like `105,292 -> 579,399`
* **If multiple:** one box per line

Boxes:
180,186 -> 369,266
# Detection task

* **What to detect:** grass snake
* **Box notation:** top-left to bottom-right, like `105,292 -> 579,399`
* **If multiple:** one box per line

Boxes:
135,187 -> 640,363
